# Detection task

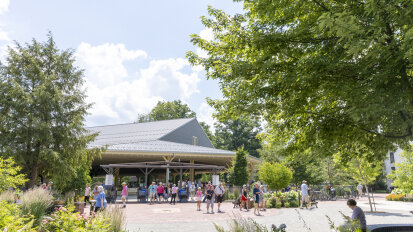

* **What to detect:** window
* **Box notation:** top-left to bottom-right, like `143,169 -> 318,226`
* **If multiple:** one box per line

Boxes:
192,136 -> 198,146
390,152 -> 395,163
391,167 -> 396,171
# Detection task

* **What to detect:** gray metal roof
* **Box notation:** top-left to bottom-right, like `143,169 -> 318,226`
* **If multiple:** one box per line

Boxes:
87,118 -> 194,147
87,118 -> 235,156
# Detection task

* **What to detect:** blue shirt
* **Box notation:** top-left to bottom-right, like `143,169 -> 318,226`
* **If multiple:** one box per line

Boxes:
253,187 -> 260,199
95,192 -> 107,208
149,184 -> 157,194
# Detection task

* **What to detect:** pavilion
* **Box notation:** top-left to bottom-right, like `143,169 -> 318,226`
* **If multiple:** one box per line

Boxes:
88,118 -> 260,187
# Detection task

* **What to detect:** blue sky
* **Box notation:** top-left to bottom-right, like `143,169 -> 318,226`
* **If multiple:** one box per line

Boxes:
0,0 -> 244,127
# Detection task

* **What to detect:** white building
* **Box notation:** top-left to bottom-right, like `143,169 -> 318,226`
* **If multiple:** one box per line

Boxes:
384,148 -> 403,189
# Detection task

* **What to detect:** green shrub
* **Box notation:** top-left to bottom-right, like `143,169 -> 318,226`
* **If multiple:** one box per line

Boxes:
289,200 -> 299,208
39,206 -> 111,231
0,201 -> 34,231
233,189 -> 240,199
21,188 -> 53,225
284,202 -> 290,208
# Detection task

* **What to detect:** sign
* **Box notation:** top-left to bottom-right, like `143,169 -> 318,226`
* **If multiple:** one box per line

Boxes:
105,174 -> 113,185
212,175 -> 219,186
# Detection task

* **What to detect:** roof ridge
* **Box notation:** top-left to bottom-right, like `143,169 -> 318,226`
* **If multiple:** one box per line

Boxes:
86,117 -> 196,128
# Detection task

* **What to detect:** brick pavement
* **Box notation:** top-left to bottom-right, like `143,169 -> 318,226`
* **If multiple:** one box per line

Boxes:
85,194 -> 413,232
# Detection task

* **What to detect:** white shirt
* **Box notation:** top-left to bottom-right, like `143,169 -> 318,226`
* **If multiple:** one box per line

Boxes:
85,187 -> 91,196
301,184 -> 308,196
215,185 -> 225,195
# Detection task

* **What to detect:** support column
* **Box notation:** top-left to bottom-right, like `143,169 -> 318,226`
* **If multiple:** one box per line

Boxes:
114,168 -> 120,186
144,167 -> 148,188
179,167 -> 183,189
163,155 -> 175,184
190,160 -> 194,183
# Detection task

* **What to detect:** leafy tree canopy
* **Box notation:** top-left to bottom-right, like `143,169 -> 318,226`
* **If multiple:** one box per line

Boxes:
0,157 -> 27,192
137,100 -> 196,122
228,146 -> 250,186
258,162 -> 292,191
188,1 -> 413,161
388,147 -> 413,193
214,116 -> 262,157
0,34 -> 100,189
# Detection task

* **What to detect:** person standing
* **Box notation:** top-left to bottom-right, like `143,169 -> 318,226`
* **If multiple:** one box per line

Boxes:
157,182 -> 164,203
121,182 -> 128,208
203,181 -> 212,202
196,187 -> 202,211
84,184 -> 91,204
214,183 -> 225,213
206,185 -> 215,214
253,183 -> 261,216
357,183 -> 363,198
240,185 -> 249,211
170,184 -> 178,205
164,183 -> 169,202
347,199 -> 367,232
149,182 -> 157,205
94,186 -> 107,212
259,185 -> 266,211
300,180 -> 309,209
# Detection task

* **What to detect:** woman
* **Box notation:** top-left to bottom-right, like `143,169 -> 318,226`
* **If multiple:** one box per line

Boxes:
164,183 -> 169,202
170,184 -> 177,205
93,186 -> 99,199
240,185 -> 249,211
84,184 -> 91,204
206,185 -> 215,214
196,187 -> 202,211
259,185 -> 266,211
94,186 -> 107,212
253,183 -> 261,216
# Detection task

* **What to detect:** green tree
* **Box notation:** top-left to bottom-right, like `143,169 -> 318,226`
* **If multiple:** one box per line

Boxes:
214,116 -> 262,158
188,1 -> 413,161
285,152 -> 324,186
228,147 -> 249,186
335,152 -> 383,212
258,162 -> 292,192
0,157 -> 27,192
199,121 -> 216,147
137,100 -> 196,122
388,149 -> 413,193
0,34 -> 100,189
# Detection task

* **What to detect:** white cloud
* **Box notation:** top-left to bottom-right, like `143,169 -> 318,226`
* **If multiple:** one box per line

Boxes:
196,28 -> 214,59
198,102 -> 216,130
76,43 -> 201,126
0,0 -> 9,15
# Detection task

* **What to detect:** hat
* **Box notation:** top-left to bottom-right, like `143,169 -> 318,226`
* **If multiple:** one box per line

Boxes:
122,182 -> 126,185
243,185 -> 247,187
302,180 -> 307,183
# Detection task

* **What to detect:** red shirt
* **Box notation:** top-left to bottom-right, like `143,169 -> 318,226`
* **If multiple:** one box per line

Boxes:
157,185 -> 164,194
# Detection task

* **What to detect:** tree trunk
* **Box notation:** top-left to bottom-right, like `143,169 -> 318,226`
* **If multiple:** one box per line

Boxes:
363,181 -> 373,212
27,160 -> 39,189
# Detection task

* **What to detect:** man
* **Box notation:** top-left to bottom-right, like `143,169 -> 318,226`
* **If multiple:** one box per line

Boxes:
214,182 -> 225,213
121,182 -> 128,208
253,183 -> 261,216
84,184 -> 91,204
300,180 -> 309,209
347,199 -> 367,232
357,183 -> 363,198
157,182 -> 164,203
149,182 -> 157,205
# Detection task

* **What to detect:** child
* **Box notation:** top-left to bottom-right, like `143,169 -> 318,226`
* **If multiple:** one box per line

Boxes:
196,187 -> 202,211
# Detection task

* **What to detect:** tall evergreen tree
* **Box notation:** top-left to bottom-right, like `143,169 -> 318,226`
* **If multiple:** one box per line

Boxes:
229,146 -> 249,186
0,34 -> 99,189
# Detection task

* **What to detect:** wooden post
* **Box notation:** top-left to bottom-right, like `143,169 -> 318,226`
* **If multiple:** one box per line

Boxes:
190,160 -> 194,183
114,168 -> 120,186
144,167 -> 148,188
179,167 -> 183,189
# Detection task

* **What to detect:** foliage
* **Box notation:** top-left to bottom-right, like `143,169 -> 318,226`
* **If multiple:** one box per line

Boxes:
188,0 -> 413,162
100,205 -> 126,232
39,206 -> 112,231
0,201 -> 35,231
388,148 -> 413,193
0,157 -> 28,192
200,173 -> 212,183
322,157 -> 355,185
284,151 -> 324,186
0,34 -> 100,189
265,191 -> 299,208
200,121 -> 216,146
258,162 -> 292,192
20,187 -> 53,225
214,116 -> 262,158
228,147 -> 249,186
0,190 -> 15,203
137,100 -> 196,122
121,176 -> 130,185
326,211 -> 363,232
214,216 -> 283,232
385,194 -> 404,201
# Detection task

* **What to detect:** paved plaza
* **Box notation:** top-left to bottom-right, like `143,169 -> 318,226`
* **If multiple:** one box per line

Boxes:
86,194 -> 413,232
